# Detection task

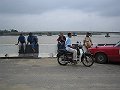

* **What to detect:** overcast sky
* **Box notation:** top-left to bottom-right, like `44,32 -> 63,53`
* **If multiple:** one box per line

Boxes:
0,0 -> 120,32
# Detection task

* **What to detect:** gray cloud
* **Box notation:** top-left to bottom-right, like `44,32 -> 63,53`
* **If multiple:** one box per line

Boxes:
0,0 -> 120,17
0,0 -> 120,32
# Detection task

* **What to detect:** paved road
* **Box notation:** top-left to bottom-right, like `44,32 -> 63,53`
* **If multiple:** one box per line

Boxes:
0,58 -> 120,90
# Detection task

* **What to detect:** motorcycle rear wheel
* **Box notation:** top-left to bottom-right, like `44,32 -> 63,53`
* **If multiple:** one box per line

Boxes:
81,55 -> 94,67
57,55 -> 68,66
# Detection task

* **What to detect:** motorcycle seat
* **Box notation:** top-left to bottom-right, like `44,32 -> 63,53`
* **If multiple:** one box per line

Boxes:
58,49 -> 73,54
65,51 -> 73,55
58,49 -> 66,52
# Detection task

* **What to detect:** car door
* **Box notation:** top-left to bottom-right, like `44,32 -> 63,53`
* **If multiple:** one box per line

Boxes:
116,43 -> 120,61
107,45 -> 120,62
117,45 -> 120,61
112,46 -> 120,61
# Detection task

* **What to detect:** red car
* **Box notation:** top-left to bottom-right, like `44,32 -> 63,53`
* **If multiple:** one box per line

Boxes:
88,41 -> 120,64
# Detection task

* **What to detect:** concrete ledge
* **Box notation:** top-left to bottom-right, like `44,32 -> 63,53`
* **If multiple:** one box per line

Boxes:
0,56 -> 41,59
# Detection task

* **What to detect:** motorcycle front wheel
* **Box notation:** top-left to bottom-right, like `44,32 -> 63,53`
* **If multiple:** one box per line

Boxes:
81,55 -> 94,67
57,55 -> 68,66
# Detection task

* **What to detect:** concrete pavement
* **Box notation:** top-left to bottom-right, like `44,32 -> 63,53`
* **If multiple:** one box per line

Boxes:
0,58 -> 120,90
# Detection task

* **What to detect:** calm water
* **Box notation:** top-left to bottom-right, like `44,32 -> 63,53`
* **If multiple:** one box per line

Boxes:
0,35 -> 120,57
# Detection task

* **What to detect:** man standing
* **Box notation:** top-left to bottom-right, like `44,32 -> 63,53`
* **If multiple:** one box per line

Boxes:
65,32 -> 77,61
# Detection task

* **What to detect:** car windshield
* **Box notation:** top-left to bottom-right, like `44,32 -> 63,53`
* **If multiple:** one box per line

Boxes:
114,41 -> 120,47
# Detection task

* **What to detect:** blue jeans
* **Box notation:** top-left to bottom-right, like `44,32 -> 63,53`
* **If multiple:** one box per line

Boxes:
57,42 -> 65,50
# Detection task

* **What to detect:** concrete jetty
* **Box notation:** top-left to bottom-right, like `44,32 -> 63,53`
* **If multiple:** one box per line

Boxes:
0,58 -> 120,90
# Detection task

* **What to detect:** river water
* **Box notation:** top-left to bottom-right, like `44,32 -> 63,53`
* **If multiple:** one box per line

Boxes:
0,35 -> 120,57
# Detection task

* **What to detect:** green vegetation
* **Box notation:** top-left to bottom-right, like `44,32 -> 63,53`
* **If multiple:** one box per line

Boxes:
0,29 -> 18,36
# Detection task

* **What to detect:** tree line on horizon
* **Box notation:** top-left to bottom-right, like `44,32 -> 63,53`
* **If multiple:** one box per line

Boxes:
0,29 -> 119,36
0,29 -> 18,35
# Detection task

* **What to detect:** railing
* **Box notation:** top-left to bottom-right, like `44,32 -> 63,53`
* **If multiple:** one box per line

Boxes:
0,44 -> 58,57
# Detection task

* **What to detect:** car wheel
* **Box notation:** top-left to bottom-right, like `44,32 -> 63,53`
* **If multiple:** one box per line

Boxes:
95,53 -> 108,64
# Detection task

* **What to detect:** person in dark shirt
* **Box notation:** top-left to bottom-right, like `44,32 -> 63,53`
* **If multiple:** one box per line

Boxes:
33,36 -> 38,45
57,32 -> 66,50
16,33 -> 26,52
27,32 -> 38,52
27,32 -> 34,44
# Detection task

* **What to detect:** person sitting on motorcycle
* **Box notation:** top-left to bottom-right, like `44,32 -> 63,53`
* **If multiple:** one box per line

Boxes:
65,32 -> 77,62
57,32 -> 66,50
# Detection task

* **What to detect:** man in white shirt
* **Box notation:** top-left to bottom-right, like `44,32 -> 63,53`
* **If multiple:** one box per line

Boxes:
65,32 -> 77,61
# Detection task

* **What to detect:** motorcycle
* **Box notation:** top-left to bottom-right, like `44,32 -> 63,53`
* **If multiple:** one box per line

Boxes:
57,42 -> 94,67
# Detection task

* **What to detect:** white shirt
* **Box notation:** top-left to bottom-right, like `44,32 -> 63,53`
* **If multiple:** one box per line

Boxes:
65,37 -> 72,50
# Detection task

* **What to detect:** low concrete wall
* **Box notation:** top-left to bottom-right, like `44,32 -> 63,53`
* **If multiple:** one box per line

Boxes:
19,44 -> 39,57
0,44 -> 57,57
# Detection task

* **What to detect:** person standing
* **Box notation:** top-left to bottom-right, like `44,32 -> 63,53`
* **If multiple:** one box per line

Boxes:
57,32 -> 66,50
16,33 -> 26,53
83,32 -> 93,51
65,32 -> 77,61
